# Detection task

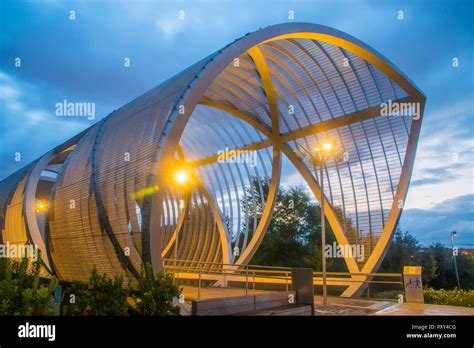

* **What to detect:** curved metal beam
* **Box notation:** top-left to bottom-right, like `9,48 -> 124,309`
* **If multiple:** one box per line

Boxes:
341,99 -> 425,297
202,102 -> 360,274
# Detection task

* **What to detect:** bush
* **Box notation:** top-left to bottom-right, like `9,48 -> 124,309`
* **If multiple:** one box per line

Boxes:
363,287 -> 474,308
1,257 -> 181,316
424,287 -> 474,308
64,268 -> 129,315
132,263 -> 181,316
0,256 -> 58,315
366,289 -> 402,300
64,264 -> 181,316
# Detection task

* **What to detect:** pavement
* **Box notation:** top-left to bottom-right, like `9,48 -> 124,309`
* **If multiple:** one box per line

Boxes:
314,295 -> 396,315
374,302 -> 474,316
178,286 -> 474,316
315,295 -> 474,316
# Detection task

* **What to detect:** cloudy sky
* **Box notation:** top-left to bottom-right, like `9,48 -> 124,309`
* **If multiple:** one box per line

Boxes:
1,0 -> 472,245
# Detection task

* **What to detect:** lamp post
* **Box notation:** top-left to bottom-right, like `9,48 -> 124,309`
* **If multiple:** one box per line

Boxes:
295,138 -> 342,305
450,231 -> 461,289
172,168 -> 192,275
319,150 -> 328,304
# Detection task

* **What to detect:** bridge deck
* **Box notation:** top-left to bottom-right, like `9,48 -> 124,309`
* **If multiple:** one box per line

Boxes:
180,285 -> 268,301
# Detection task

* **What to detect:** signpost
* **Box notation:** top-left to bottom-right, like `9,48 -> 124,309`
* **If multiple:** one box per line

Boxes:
403,266 -> 424,303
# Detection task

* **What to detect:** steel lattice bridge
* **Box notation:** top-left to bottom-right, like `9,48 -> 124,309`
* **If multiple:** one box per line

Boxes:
0,23 -> 424,297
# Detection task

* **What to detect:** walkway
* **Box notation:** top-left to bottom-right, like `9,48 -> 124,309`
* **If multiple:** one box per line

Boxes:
180,285 -> 268,301
374,302 -> 474,315
177,285 -> 473,316
314,296 -> 395,315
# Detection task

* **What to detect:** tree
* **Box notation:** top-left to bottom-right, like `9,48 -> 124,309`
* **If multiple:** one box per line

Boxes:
428,243 -> 470,289
455,250 -> 474,289
418,248 -> 437,285
379,233 -> 474,290
243,178 -> 346,271
379,228 -> 420,273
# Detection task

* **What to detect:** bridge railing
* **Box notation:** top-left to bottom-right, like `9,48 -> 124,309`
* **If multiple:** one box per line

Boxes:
162,258 -> 403,300
163,258 -> 294,299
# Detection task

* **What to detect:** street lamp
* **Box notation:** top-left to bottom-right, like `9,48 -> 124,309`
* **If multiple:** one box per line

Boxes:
295,137 -> 343,305
450,231 -> 461,289
171,166 -> 193,274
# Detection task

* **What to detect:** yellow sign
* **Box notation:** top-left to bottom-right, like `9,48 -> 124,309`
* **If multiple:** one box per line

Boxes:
403,266 -> 422,275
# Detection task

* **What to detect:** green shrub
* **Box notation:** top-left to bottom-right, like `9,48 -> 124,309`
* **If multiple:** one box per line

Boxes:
424,287 -> 474,308
65,268 -> 129,315
366,289 -> 402,300
133,263 -> 180,316
64,264 -> 181,316
362,287 -> 474,308
0,256 -> 58,315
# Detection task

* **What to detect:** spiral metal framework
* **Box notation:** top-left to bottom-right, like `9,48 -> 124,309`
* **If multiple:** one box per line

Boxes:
0,23 -> 424,297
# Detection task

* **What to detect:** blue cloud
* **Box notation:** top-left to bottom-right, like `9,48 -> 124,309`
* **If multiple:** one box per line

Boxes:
410,162 -> 471,187
400,194 -> 474,246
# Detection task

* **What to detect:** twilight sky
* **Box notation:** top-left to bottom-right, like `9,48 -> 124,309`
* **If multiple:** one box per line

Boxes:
0,0 -> 473,245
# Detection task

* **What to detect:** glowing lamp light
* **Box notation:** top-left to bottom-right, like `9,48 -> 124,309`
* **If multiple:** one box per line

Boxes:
174,169 -> 189,185
322,141 -> 333,151
35,201 -> 48,213
314,139 -> 335,154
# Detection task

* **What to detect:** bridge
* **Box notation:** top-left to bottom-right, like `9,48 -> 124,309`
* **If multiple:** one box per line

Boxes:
0,23 -> 425,299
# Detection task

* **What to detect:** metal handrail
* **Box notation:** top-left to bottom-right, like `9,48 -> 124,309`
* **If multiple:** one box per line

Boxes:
164,258 -> 401,274
165,265 -> 289,280
312,272 -> 402,277
164,258 -> 402,278
164,258 -> 292,270
167,266 -> 401,284
162,258 -> 403,300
